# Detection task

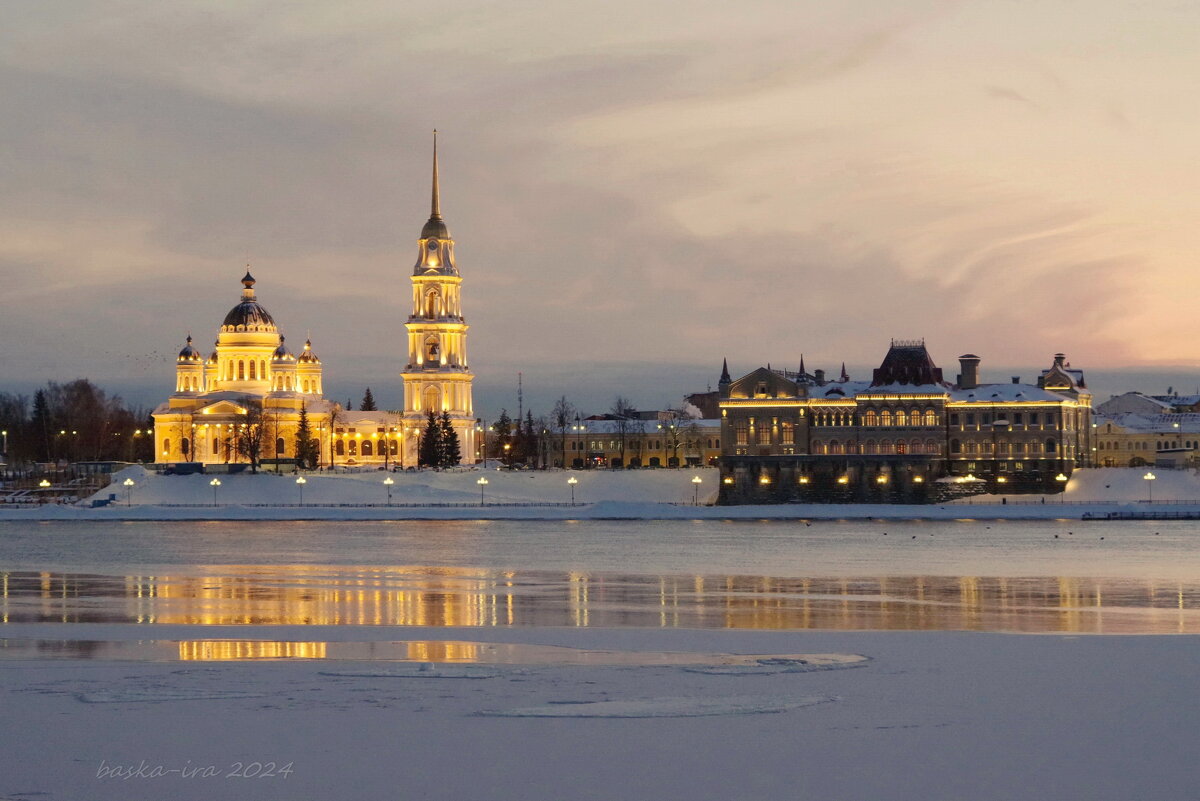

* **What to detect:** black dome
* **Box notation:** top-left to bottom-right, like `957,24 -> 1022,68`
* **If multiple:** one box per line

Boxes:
223,301 -> 276,330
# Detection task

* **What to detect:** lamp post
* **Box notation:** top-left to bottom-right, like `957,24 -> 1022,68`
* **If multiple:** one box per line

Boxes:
1,429 -> 7,458
209,477 -> 221,507
567,475 -> 578,506
692,475 -> 702,505
1144,471 -> 1156,503
123,477 -> 135,507
1055,472 -> 1068,503
383,476 -> 394,505
477,476 -> 488,506
296,475 -> 306,506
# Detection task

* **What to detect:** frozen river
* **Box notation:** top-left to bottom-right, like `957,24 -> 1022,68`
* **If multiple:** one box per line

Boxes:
3,518 -> 1200,634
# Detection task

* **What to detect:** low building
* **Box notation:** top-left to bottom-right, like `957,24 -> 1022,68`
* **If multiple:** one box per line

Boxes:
543,413 -> 721,469
718,343 -> 1093,503
1094,413 -> 1200,467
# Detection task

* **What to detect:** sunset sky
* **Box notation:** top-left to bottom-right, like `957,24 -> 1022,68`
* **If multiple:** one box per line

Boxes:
3,1 -> 1199,414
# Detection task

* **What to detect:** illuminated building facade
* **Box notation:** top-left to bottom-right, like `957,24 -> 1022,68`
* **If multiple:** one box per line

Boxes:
152,272 -> 335,465
718,342 -> 1093,503
399,132 -> 477,466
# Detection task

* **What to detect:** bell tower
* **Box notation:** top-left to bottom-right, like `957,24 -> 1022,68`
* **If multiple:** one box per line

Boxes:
401,131 -> 477,464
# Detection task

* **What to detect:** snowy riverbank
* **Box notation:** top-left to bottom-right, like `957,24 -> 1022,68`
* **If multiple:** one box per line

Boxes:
2,466 -> 1199,521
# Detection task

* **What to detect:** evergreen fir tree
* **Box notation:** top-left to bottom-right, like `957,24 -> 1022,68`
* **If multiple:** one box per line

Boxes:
418,409 -> 440,467
439,411 -> 461,466
31,389 -> 52,462
494,408 -> 513,463
360,388 -> 377,411
294,404 -> 316,469
345,398 -> 354,411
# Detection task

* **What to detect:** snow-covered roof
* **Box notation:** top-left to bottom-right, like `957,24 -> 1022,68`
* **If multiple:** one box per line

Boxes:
1151,394 -> 1200,407
1095,412 -> 1200,434
949,384 -> 1073,403
573,418 -> 720,435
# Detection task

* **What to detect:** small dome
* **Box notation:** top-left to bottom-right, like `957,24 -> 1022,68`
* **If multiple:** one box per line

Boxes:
207,341 -> 219,364
421,216 -> 449,239
177,335 -> 201,362
298,338 -> 320,364
271,336 -> 295,363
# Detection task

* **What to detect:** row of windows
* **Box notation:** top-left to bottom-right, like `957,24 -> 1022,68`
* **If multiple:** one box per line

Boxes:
1098,440 -> 1200,451
861,410 -> 938,427
951,438 -> 1057,454
334,440 -> 398,457
575,439 -> 719,451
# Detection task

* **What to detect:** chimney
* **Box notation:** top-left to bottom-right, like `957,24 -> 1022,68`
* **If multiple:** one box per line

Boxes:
1011,376 -> 1020,384
1054,353 -> 1066,367
814,369 -> 826,386
957,354 -> 981,390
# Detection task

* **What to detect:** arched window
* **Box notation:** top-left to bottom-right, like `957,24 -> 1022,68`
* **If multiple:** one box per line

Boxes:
336,440 -> 345,456
1046,438 -> 1058,454
238,360 -> 245,380
181,438 -> 190,458
757,425 -> 771,445
950,438 -> 961,454
864,410 -> 877,426
880,410 -> 892,427
781,421 -> 794,445
162,438 -> 170,455
249,361 -> 256,380
423,385 -> 439,412
896,442 -> 907,454
829,440 -> 842,454
735,420 -> 749,445
864,439 -> 877,455
895,410 -> 907,426
425,289 -> 440,319
924,439 -> 938,454
260,360 -> 267,378
348,440 -> 358,457
924,410 -> 936,426
362,441 -> 373,457
276,437 -> 285,456
389,440 -> 398,456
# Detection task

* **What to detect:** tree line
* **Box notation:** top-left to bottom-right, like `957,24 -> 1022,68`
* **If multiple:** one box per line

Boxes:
0,380 -> 154,465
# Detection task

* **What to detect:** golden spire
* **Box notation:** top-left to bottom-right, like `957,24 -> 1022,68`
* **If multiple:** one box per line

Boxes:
430,129 -> 441,220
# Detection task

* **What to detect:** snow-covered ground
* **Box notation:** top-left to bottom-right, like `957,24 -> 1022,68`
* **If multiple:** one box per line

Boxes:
4,466 -> 1200,520
3,625 -> 1199,801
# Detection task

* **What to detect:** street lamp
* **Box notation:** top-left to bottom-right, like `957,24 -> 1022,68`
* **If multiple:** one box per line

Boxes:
477,476 -> 488,506
38,479 -> 50,488
567,475 -> 578,506
1055,472 -> 1068,504
296,475 -> 307,506
122,477 -> 135,507
692,475 -> 702,505
209,477 -> 221,506
1,429 -> 7,457
1144,471 -> 1156,503
383,476 -> 394,505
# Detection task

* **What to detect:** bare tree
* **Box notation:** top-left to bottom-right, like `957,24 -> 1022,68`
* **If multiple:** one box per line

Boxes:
610,396 -> 638,468
233,397 -> 266,473
552,396 -> 575,469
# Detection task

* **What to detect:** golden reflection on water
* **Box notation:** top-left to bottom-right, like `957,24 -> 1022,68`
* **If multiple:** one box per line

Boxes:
4,567 -> 1200,633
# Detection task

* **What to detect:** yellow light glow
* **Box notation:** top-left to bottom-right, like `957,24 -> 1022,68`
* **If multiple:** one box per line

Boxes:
876,475 -> 887,484
798,476 -> 810,484
837,476 -> 849,484
759,475 -> 771,484
723,477 -> 734,484
913,475 -> 924,483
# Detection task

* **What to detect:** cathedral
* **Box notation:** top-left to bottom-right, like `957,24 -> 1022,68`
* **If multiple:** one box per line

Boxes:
153,136 -> 477,468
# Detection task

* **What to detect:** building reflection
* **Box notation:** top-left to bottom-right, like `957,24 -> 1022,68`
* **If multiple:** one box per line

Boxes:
3,567 -> 1200,634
